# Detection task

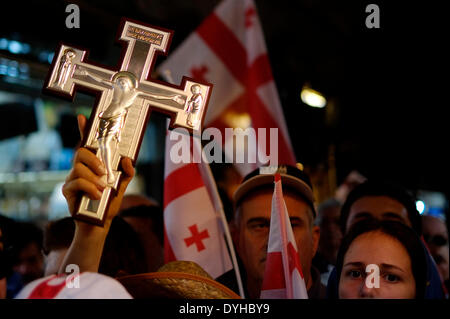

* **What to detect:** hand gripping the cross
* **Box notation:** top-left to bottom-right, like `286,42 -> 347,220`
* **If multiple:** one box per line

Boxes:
60,114 -> 134,273
62,114 -> 135,225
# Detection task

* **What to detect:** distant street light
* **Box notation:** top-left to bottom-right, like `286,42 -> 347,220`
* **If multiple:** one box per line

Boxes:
416,200 -> 425,215
300,85 -> 327,108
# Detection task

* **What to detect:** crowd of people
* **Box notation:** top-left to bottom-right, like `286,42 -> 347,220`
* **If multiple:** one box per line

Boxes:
0,116 -> 448,300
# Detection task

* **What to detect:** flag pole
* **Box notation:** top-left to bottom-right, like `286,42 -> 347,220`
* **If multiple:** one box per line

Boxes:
196,145 -> 246,299
163,69 -> 245,298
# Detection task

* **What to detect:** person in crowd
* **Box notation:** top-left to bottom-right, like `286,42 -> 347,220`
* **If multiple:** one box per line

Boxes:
422,214 -> 449,294
119,196 -> 164,272
327,180 -> 444,299
54,114 -> 134,276
229,165 -> 325,298
43,216 -> 147,277
339,180 -> 422,235
10,222 -> 44,287
334,170 -> 366,204
42,217 -> 74,276
312,198 -> 342,285
336,219 -> 428,299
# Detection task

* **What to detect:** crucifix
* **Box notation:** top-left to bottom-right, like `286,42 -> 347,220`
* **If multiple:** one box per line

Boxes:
44,19 -> 212,225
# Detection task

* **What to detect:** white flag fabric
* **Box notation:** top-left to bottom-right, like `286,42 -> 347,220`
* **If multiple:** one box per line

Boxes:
163,131 -> 233,279
157,0 -> 296,176
260,173 -> 308,299
15,272 -> 132,299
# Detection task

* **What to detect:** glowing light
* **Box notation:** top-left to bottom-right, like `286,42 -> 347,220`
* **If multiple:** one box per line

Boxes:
8,41 -> 22,54
224,111 -> 252,129
416,200 -> 425,215
300,85 -> 327,108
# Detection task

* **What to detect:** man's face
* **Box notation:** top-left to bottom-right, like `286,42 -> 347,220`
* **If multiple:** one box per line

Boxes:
233,188 -> 319,295
318,204 -> 342,265
13,242 -> 44,284
346,196 -> 411,233
422,216 -> 449,281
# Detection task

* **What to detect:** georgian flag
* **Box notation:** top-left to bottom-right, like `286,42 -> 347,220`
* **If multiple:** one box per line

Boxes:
260,174 -> 308,299
157,0 -> 296,177
163,131 -> 233,279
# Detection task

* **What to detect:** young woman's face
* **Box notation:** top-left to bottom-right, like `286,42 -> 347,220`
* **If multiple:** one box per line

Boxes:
339,231 -> 416,299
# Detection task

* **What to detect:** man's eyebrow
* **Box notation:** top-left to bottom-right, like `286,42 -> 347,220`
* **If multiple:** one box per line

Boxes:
246,217 -> 270,225
352,211 -> 373,219
382,212 -> 405,221
289,216 -> 304,224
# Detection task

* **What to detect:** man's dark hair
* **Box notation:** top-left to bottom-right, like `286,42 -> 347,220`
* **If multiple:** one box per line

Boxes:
43,217 -> 74,255
119,204 -> 164,245
335,218 -> 428,299
43,216 -> 147,277
339,181 -> 421,235
99,216 -> 147,277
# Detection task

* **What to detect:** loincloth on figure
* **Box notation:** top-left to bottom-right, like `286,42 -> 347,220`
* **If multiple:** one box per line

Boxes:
97,112 -> 126,140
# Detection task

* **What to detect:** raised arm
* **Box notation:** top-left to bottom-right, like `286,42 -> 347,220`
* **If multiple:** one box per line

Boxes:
59,115 -> 134,274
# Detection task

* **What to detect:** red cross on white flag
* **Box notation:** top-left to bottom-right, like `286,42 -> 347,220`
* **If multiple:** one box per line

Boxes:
184,224 -> 210,252
158,0 -> 296,177
260,174 -> 308,299
163,131 -> 233,280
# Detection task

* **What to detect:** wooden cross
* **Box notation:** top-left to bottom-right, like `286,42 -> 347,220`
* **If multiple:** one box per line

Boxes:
45,19 -> 212,225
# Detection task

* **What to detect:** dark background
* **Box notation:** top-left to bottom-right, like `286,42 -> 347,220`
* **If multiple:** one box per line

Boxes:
0,0 -> 447,197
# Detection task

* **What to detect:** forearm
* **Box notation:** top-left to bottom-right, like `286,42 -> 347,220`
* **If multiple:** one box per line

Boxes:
58,220 -> 111,274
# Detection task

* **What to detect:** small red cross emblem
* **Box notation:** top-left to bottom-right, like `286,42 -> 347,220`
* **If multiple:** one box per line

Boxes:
184,224 -> 210,252
190,65 -> 209,83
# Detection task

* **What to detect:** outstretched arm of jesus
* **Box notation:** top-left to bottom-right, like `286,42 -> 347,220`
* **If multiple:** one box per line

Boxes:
140,92 -> 186,105
74,67 -> 112,87
59,114 -> 134,274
